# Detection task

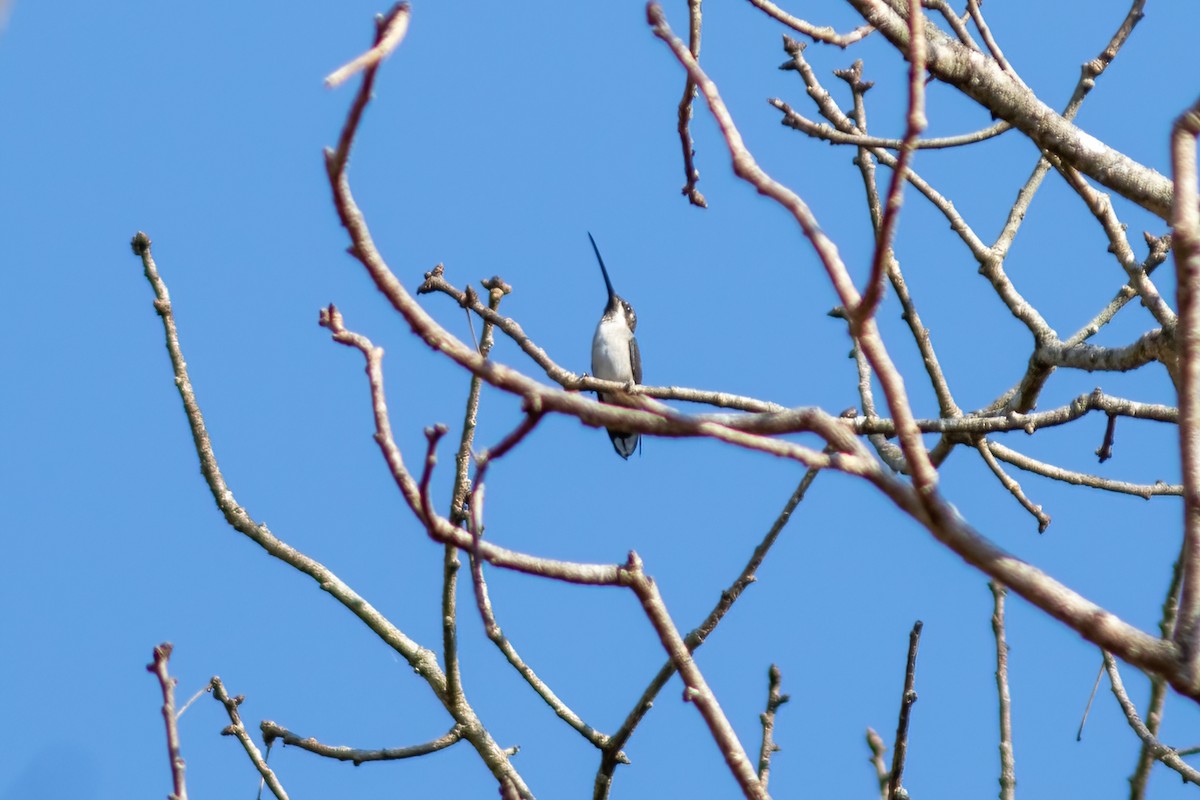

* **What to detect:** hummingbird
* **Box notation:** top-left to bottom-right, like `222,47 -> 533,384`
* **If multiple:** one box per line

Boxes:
588,232 -> 642,459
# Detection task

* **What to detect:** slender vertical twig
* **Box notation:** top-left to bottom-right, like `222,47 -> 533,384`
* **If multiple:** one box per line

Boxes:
677,0 -> 706,206
1077,662 -> 1106,742
442,279 -> 507,716
990,583 -> 1016,800
854,0 -> 926,324
147,643 -> 189,800
1130,558 -> 1183,798
888,621 -> 923,800
866,728 -> 889,800
757,665 -> 790,792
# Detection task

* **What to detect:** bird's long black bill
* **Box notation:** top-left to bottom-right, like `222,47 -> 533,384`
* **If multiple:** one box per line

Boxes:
588,232 -> 616,299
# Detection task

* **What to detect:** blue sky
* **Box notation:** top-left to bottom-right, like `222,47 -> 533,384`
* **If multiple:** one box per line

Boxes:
3,1 -> 1199,798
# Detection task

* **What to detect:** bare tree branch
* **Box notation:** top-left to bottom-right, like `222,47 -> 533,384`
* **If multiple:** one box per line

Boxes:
677,0 -> 706,206
324,2 -> 410,88
596,464 -> 821,798
147,643 -> 189,800
211,678 -> 290,800
976,440 -> 1050,532
1103,653 -> 1200,785
1130,558 -> 1184,798
259,721 -> 465,764
854,0 -> 926,325
744,0 -> 874,46
866,727 -> 890,800
1171,97 -> 1200,689
887,621 -> 923,800
463,415 -> 615,756
990,584 -> 1016,800
620,551 -> 767,800
778,108 -> 1009,150
757,665 -> 790,793
986,441 -> 1180,499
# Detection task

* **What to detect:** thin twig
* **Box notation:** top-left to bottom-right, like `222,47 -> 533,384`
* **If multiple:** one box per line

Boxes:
1062,0 -> 1146,119
595,465 -> 821,798
854,0 -> 926,325
1054,161 -> 1176,329
990,584 -> 1016,800
745,0 -> 873,46
987,441 -> 1181,499
677,0 -> 706,206
1103,653 -> 1200,785
779,108 -> 1009,150
465,412 -> 611,755
866,727 -> 890,800
147,643 -> 189,800
887,621 -> 923,800
966,0 -> 1023,84
1130,557 -> 1184,797
467,521 -> 616,754
175,682 -> 212,720
260,720 -> 465,764
840,59 -> 959,436
211,678 -> 290,800
757,665 -> 790,793
443,278 -> 507,716
327,4 -> 410,170
976,439 -> 1051,532
1077,661 -> 1105,742
324,3 -> 411,88
921,0 -> 977,50
620,552 -> 767,800
1096,413 -> 1117,463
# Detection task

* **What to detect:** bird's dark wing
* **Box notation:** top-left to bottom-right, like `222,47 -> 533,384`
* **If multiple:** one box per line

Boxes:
629,337 -> 642,385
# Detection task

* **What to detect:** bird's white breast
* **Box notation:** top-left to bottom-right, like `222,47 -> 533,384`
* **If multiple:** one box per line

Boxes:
592,316 -> 633,382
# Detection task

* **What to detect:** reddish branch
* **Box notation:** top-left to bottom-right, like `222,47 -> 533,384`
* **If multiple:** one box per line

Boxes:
146,643 -> 189,800
854,0 -> 925,325
1171,98 -> 1200,689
